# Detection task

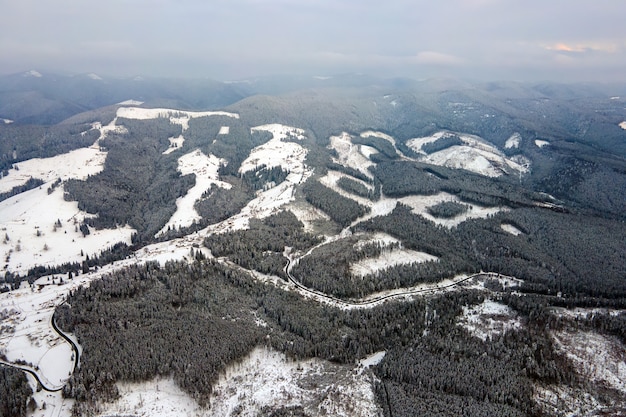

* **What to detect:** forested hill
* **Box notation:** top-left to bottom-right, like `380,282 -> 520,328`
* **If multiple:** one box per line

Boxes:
0,75 -> 625,416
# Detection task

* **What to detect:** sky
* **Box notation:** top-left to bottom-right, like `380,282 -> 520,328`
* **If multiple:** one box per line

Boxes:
1,0 -> 625,82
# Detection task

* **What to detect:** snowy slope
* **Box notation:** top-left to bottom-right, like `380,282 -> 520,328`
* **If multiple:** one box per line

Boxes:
407,131 -> 529,177
157,150 -> 231,235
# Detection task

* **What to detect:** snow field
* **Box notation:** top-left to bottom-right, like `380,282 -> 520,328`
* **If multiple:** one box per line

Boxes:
239,124 -> 306,174
551,330 -> 626,394
458,299 -> 522,341
117,99 -> 144,106
407,131 -> 529,177
116,107 -> 239,121
361,130 -> 398,148
285,202 -> 331,233
0,146 -> 107,194
0,185 -> 134,275
501,223 -> 524,235
82,347 -> 384,417
504,132 -> 521,149
116,106 -> 238,155
96,378 -> 203,417
205,347 -> 383,417
399,192 -> 507,228
350,248 -> 438,278
162,135 -> 185,155
0,275 -> 83,392
327,133 -> 375,179
350,233 -> 438,278
157,149 -> 231,235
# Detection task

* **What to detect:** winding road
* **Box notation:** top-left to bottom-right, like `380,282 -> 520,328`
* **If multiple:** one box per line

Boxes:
283,256 -> 510,308
0,310 -> 80,392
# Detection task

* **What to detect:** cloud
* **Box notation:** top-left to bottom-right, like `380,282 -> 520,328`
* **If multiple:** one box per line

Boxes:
545,42 -> 619,54
414,51 -> 464,66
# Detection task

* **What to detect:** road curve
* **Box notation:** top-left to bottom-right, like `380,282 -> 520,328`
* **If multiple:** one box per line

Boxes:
0,309 -> 80,392
284,257 -> 505,308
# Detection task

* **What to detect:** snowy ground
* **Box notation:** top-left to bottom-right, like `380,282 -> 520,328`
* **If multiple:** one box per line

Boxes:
328,133 -> 375,179
399,192 -> 507,228
0,147 -> 135,275
319,171 -> 507,230
0,278 -> 76,391
2,118 -> 13,124
0,146 -> 107,193
350,246 -> 438,278
115,106 -> 239,155
360,130 -> 400,155
285,201 -> 331,233
533,329 -> 626,416
116,107 -> 239,122
407,131 -> 529,177
504,132 -> 521,149
535,139 -> 550,148
458,299 -> 522,341
501,223 -> 524,235
2,108 -> 620,416
551,330 -> 626,394
619,121 -> 626,130
157,150 -> 230,236
95,347 -> 383,417
239,124 -> 306,174
192,123 -> 312,231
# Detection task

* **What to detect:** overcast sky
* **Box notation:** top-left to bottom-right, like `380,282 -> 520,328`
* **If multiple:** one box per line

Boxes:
1,0 -> 625,82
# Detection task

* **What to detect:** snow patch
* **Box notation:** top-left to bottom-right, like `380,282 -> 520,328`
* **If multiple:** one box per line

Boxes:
157,150 -> 231,235
535,139 -> 550,148
24,70 -> 42,78
501,223 -> 523,235
358,351 -> 386,371
400,192 -> 506,228
361,130 -> 396,147
0,146 -> 107,193
162,135 -> 185,155
351,247 -> 438,277
117,99 -> 144,106
534,383 -> 607,416
207,347 -> 382,417
426,146 -> 500,176
194,125 -> 311,233
619,121 -> 626,130
353,233 -> 401,250
116,107 -> 239,121
1,118 -> 13,124
406,131 -> 449,153
504,132 -> 521,149
458,299 -> 522,341
328,133 -> 375,179
90,347 -> 383,417
97,378 -> 203,417
551,330 -> 626,395
86,73 -> 102,80
408,131 -> 529,177
239,124 -> 306,175
0,186 -> 135,274
218,126 -> 230,135
285,203 -> 331,233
